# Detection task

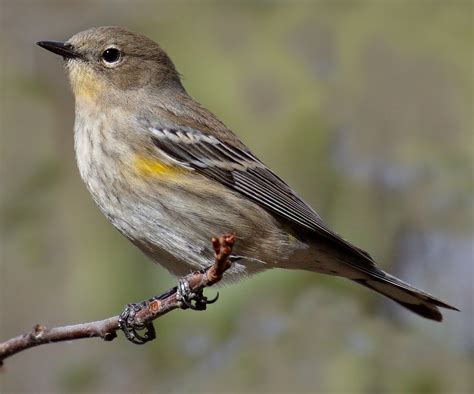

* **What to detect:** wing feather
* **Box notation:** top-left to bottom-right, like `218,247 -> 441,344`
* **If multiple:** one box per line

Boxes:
150,126 -> 375,264
147,126 -> 459,315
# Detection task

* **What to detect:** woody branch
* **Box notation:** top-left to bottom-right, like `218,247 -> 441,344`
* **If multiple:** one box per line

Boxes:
0,233 -> 235,366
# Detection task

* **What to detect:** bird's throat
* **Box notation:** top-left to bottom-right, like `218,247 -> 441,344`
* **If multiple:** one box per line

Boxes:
68,63 -> 103,104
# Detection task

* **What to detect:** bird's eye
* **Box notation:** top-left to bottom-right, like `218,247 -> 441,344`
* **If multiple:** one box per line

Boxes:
101,47 -> 122,65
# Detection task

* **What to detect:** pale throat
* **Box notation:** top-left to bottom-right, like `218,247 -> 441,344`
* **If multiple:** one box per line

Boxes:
68,64 -> 104,104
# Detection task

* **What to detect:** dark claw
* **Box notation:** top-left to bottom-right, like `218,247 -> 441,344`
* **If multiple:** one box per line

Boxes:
118,302 -> 156,345
180,295 -> 196,310
176,278 -> 220,311
206,291 -> 220,304
118,271 -> 221,344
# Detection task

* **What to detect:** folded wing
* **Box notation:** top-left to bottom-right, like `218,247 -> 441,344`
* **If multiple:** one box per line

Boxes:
149,126 -> 373,263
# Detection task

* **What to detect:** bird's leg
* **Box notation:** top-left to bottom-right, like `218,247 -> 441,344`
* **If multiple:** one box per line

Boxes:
118,234 -> 235,345
117,274 -> 220,344
118,270 -> 219,345
118,287 -> 176,345
175,254 -> 240,310
176,271 -> 219,311
175,234 -> 236,310
118,300 -> 157,345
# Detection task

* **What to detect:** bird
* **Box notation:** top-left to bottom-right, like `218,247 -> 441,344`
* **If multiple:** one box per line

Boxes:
37,26 -> 457,326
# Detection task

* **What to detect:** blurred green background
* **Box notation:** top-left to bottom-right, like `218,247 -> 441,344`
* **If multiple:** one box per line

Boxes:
1,1 -> 473,393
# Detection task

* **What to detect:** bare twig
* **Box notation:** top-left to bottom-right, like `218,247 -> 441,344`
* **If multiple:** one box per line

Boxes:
0,233 -> 236,366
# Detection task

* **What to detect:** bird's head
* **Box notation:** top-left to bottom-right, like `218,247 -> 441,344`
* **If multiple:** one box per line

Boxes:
37,26 -> 183,104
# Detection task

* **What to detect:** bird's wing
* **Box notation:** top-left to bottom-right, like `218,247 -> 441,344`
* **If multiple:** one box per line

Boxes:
148,126 -> 375,264
148,126 -> 459,318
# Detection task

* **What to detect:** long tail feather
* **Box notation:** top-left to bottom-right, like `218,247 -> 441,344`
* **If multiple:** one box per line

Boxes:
353,271 -> 459,322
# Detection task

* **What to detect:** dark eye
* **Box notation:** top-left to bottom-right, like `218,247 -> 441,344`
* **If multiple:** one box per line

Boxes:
101,47 -> 121,64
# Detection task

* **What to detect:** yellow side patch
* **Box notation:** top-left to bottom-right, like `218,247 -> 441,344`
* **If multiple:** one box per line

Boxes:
134,156 -> 186,179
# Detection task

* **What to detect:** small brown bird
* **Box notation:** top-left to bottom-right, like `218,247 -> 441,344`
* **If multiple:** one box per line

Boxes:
37,26 -> 457,324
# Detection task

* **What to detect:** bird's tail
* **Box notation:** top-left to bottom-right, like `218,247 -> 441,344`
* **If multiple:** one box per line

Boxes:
353,271 -> 459,321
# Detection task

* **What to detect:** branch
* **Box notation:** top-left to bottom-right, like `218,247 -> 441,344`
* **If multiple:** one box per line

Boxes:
0,233 -> 235,366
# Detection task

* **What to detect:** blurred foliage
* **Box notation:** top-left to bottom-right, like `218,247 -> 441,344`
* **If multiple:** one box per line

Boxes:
1,1 -> 472,393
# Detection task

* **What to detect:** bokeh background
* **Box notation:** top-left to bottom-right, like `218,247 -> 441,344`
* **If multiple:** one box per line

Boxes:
1,1 -> 473,393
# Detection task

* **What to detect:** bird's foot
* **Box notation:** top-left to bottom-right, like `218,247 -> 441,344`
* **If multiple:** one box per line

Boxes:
176,276 -> 219,311
118,300 -> 157,345
118,270 -> 220,344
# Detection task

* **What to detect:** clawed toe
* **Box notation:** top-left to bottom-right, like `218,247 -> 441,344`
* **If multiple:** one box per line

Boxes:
118,302 -> 156,345
176,278 -> 219,311
118,269 -> 223,344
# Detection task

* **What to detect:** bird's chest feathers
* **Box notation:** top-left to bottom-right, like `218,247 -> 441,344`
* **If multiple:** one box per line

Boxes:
74,111 -> 120,202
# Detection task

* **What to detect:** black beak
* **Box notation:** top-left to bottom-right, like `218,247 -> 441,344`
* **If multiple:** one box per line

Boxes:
36,40 -> 79,59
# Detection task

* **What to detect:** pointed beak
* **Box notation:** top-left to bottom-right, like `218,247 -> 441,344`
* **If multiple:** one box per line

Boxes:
36,40 -> 79,59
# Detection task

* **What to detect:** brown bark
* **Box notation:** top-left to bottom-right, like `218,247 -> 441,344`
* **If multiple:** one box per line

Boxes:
0,234 -> 235,366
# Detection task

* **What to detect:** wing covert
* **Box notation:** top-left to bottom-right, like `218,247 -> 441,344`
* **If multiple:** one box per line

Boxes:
149,126 -> 375,264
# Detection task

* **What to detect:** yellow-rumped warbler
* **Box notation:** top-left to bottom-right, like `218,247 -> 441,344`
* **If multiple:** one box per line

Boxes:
37,26 -> 457,322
